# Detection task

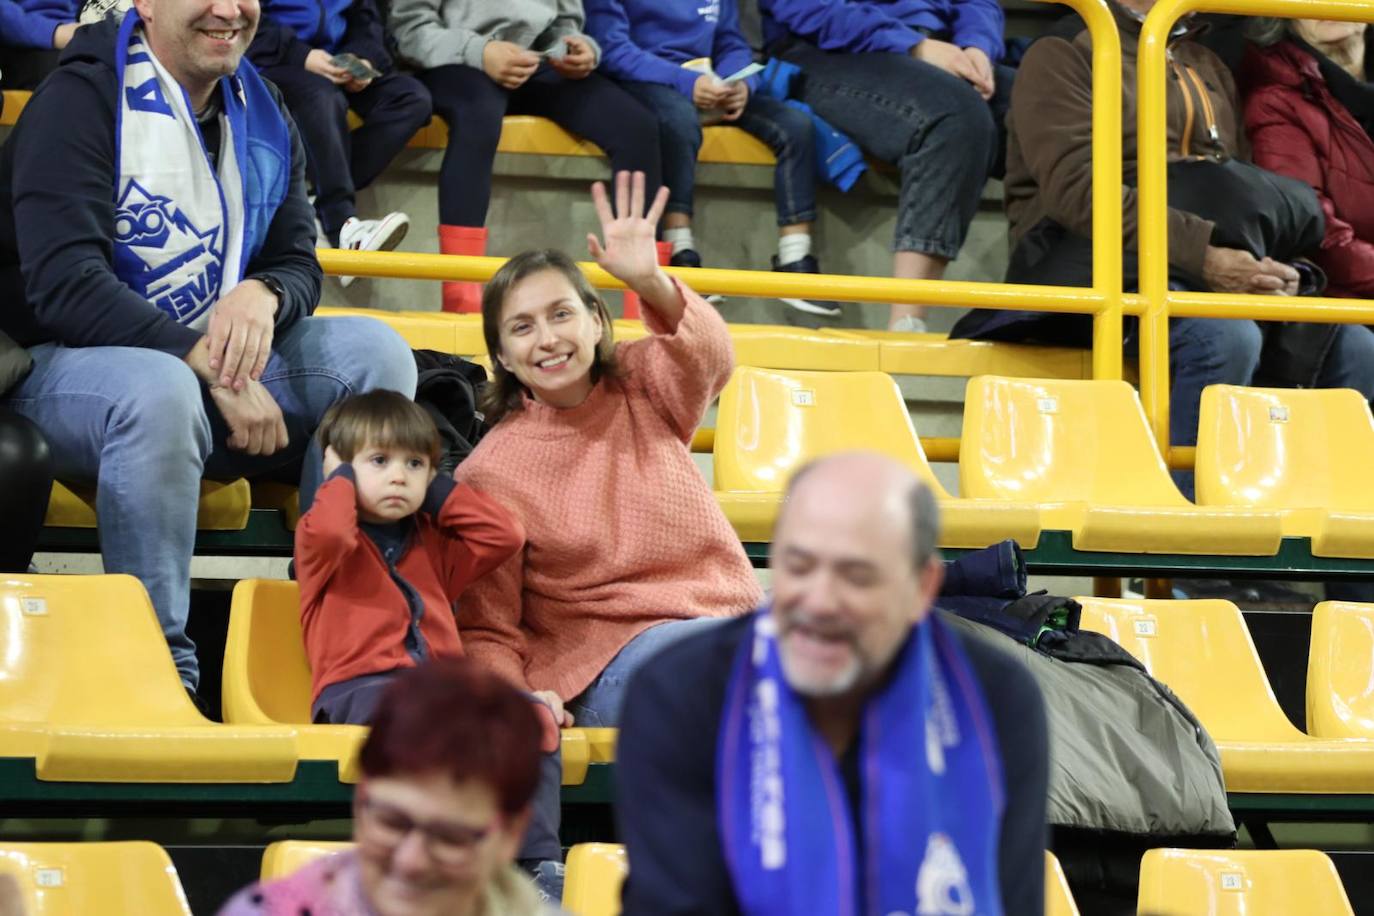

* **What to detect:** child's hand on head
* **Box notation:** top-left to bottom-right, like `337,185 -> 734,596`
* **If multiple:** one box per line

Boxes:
322,444 -> 343,478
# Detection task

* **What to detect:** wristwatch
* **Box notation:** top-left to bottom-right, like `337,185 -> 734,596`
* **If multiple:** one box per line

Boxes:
251,274 -> 286,311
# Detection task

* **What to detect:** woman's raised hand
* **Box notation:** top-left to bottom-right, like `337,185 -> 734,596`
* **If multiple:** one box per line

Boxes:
587,170 -> 670,293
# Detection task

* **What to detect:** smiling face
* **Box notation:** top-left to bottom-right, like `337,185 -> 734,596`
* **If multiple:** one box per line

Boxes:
769,456 -> 943,700
351,441 -> 434,524
495,268 -> 605,409
355,772 -> 529,916
1294,18 -> 1367,47
133,0 -> 257,106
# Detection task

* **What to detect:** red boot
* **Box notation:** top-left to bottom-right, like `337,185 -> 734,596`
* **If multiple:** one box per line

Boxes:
438,224 -> 487,314
622,241 -> 673,320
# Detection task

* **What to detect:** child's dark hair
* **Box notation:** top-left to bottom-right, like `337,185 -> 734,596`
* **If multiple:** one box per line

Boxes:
315,390 -> 441,465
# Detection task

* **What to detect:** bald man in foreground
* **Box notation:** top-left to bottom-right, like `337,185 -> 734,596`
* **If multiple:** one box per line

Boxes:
616,452 -> 1049,916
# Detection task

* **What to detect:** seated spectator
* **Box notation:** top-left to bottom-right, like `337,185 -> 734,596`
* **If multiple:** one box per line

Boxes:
456,169 -> 762,872
1244,19 -> 1374,299
247,0 -> 429,277
616,453 -> 1049,915
759,0 -> 1014,332
0,3 -> 416,701
950,0 -> 1374,495
297,390 -> 525,725
389,0 -> 662,313
218,659 -> 562,916
1,330 -> 52,573
0,0 -> 78,90
583,0 -> 839,317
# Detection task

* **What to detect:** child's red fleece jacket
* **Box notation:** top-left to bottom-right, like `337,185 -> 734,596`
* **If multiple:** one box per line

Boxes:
295,466 -> 525,703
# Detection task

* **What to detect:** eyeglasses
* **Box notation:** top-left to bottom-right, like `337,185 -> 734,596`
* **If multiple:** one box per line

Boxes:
356,793 -> 498,865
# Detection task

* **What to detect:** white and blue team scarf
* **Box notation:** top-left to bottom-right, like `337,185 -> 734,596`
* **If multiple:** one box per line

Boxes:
112,8 -> 290,329
718,609 -> 1005,916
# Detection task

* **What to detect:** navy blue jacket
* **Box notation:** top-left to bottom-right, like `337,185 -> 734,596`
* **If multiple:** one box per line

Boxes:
616,612 -> 1048,915
248,0 -> 392,72
0,0 -> 76,50
0,17 -> 321,355
583,0 -> 758,98
760,0 -> 1005,63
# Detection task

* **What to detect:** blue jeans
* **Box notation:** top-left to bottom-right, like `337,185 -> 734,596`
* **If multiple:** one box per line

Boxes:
618,81 -> 818,227
1127,319 -> 1374,498
4,316 -> 417,689
567,616 -> 735,727
776,38 -> 1010,258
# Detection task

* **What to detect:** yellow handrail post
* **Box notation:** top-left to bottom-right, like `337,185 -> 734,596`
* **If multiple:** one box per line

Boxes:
1072,0 -> 1126,381
1139,0 -> 1374,461
1137,0 -> 1175,457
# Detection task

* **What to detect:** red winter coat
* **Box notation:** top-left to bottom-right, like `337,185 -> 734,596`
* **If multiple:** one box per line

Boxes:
1243,39 -> 1374,298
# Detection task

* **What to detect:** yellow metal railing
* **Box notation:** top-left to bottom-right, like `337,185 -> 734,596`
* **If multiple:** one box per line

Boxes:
318,0 -> 1127,377
1137,0 -> 1374,460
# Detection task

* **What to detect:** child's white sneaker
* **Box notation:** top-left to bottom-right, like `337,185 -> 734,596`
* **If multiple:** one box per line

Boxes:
337,212 -> 410,288
889,315 -> 928,334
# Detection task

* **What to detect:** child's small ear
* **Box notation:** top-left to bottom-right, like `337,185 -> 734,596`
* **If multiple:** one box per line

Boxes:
428,466 -> 438,484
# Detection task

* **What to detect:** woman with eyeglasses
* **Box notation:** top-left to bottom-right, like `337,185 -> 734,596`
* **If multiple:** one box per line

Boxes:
218,660 -> 564,916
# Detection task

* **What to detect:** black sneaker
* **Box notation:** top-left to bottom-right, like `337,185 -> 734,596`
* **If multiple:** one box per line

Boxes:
772,254 -> 842,316
669,248 -> 702,269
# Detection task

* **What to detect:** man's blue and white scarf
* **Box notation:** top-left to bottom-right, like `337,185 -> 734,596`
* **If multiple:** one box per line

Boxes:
718,609 -> 1005,916
112,8 -> 290,329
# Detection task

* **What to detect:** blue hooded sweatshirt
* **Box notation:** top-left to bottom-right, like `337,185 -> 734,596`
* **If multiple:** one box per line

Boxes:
0,0 -> 77,51
584,0 -> 758,99
247,0 -> 391,73
759,0 -> 1005,64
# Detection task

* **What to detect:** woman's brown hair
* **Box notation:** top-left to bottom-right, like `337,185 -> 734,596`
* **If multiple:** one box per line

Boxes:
479,249 -> 619,426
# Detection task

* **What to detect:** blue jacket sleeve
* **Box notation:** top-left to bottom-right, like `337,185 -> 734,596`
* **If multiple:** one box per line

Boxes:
711,0 -> 758,92
760,0 -> 925,55
10,68 -> 203,354
247,82 -> 323,331
337,0 -> 393,72
246,15 -> 313,71
0,0 -> 72,51
950,0 -> 1005,62
582,0 -> 698,97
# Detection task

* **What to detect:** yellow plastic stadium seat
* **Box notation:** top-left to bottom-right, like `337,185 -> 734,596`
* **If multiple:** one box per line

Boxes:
0,90 -> 30,127
1196,385 -> 1374,558
259,841 -> 353,881
865,328 -> 1097,380
0,575 -> 298,782
224,579 -> 596,785
1045,851 -> 1080,916
0,842 -> 192,915
1136,848 -> 1353,916
713,368 -> 1041,548
315,305 -> 460,353
1075,597 -> 1374,793
1307,602 -> 1374,739
45,478 -> 251,530
223,578 -> 366,783
728,324 -> 879,371
563,843 -> 627,916
960,378 -> 1283,555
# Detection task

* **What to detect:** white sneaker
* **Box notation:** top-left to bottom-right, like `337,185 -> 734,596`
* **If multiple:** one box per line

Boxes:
337,212 -> 410,287
889,315 -> 928,334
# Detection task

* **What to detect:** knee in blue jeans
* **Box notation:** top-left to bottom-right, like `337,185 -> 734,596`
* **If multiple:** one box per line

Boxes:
120,353 -> 212,457
1182,319 -> 1262,384
333,317 -> 418,397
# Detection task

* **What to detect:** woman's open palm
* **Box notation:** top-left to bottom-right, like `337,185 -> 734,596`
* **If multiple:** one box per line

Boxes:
587,171 -> 669,290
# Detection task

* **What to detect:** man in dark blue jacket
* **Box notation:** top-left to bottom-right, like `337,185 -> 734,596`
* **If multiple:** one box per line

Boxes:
760,0 -> 1014,334
0,0 -> 416,698
617,453 -> 1048,915
248,0 -> 430,276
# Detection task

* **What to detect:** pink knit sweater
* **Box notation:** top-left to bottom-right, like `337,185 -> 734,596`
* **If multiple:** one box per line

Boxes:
456,283 -> 763,700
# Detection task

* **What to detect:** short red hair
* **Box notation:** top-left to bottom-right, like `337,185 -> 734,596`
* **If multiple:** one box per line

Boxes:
359,660 -> 542,814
